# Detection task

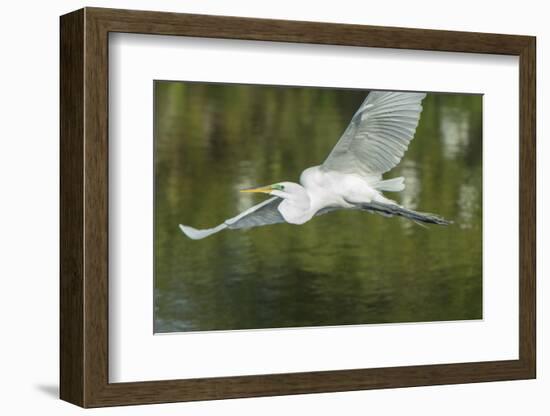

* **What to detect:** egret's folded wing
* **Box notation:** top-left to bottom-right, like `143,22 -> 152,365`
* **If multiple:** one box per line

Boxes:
179,197 -> 285,240
322,91 -> 426,176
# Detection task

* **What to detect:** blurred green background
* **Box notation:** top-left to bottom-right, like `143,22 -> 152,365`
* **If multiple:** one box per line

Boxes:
154,81 -> 482,333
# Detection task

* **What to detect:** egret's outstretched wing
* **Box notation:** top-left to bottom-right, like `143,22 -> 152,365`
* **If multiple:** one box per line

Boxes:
322,91 -> 426,176
179,197 -> 286,240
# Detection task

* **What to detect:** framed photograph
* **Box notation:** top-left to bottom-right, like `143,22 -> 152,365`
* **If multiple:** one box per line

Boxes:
60,7 -> 536,407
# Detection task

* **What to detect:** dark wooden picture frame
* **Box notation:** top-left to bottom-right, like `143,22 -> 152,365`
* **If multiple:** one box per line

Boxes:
60,7 -> 536,408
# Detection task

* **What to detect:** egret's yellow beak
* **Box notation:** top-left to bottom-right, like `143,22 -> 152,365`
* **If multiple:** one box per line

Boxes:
240,185 -> 273,194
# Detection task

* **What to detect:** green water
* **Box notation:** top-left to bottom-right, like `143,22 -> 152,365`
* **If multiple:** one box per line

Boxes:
154,81 -> 482,333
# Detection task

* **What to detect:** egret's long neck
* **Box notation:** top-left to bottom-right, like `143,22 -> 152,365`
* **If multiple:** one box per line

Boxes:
273,185 -> 313,225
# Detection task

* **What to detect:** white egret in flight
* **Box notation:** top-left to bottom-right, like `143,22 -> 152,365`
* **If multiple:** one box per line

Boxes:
179,91 -> 450,240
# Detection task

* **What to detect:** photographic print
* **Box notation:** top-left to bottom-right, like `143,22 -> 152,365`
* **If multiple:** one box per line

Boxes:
154,81 -> 482,333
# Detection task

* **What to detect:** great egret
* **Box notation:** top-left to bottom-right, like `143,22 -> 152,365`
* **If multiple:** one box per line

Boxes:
179,91 -> 450,240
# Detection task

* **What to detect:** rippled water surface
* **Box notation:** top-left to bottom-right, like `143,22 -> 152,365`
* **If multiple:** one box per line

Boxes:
154,82 -> 482,333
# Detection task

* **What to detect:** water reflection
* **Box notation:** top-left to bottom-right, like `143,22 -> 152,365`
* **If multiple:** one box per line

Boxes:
154,82 -> 483,333
440,104 -> 474,160
457,183 -> 480,229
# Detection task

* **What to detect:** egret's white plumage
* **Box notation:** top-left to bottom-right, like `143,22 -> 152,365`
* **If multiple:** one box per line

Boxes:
179,91 -> 450,240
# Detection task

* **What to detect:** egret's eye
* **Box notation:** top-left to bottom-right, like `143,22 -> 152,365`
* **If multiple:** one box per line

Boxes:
273,184 -> 285,191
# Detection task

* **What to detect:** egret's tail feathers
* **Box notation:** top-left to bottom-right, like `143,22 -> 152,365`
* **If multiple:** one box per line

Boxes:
360,202 -> 451,225
179,223 -> 227,240
373,177 -> 405,192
